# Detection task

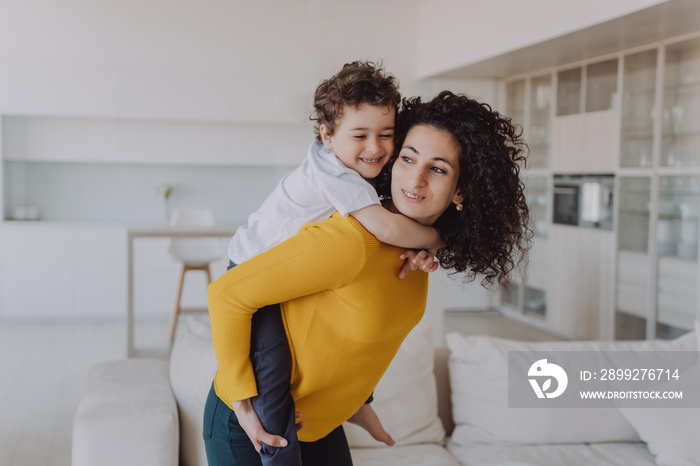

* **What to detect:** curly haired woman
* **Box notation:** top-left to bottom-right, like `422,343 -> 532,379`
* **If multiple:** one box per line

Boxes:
383,90 -> 531,285
204,90 -> 532,466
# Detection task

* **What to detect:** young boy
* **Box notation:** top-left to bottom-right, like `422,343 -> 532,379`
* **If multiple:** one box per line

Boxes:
225,61 -> 441,465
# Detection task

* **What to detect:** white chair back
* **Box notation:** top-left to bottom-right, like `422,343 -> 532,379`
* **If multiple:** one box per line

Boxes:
167,209 -> 225,266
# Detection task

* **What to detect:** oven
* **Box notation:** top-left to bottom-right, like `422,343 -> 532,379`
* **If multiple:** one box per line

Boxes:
553,175 -> 614,230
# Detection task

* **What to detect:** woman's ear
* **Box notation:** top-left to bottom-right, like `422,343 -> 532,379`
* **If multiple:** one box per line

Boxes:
452,189 -> 464,206
319,124 -> 334,150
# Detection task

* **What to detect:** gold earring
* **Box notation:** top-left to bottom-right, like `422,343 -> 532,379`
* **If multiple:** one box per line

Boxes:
455,203 -> 463,211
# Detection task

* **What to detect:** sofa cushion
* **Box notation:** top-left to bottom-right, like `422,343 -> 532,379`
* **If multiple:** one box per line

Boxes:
351,444 -> 459,466
618,320 -> 700,466
343,320 -> 446,447
73,359 -> 178,466
447,330 -> 697,445
169,317 -> 218,466
447,440 -> 656,466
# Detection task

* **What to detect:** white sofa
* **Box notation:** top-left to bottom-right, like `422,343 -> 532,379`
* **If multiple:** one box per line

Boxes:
72,318 -> 700,466
445,323 -> 700,466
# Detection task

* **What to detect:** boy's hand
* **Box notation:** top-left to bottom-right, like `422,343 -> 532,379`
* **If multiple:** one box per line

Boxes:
231,398 -> 305,451
398,250 -> 439,279
347,403 -> 395,446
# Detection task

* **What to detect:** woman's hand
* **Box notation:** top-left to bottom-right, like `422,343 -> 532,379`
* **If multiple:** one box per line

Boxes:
347,403 -> 395,446
398,249 -> 439,279
231,398 -> 305,452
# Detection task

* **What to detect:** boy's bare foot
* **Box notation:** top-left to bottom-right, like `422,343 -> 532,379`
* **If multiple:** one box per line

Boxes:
347,404 -> 395,446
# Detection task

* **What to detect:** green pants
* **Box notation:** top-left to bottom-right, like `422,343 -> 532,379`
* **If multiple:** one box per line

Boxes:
203,381 -> 354,466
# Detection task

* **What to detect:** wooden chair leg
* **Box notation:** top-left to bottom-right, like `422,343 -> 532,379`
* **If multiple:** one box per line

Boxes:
169,263 -> 187,345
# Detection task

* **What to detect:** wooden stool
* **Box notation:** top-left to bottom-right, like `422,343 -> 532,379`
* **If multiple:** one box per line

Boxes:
166,208 -> 225,345
168,262 -> 213,344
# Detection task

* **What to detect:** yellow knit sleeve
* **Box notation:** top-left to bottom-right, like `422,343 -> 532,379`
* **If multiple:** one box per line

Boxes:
208,215 -> 369,404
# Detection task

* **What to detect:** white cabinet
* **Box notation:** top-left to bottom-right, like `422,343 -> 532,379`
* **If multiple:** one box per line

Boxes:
614,37 -> 700,340
1,224 -> 73,318
615,175 -> 700,339
551,111 -> 619,173
547,225 -> 615,340
551,57 -> 620,173
0,223 -> 126,320
72,226 -> 127,319
617,252 -> 698,335
504,33 -> 700,341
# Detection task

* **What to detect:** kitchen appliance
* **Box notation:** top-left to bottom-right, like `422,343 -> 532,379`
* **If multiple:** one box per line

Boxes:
553,174 -> 614,230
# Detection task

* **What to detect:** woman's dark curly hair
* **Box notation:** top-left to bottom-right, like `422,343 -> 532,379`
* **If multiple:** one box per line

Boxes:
378,91 -> 533,287
311,60 -> 401,141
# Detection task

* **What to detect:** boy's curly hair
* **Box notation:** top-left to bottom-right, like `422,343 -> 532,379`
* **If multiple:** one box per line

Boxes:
378,91 -> 533,287
311,60 -> 401,141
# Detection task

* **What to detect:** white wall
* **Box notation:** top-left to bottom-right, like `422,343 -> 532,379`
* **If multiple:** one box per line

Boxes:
0,0 -> 317,121
416,0 -> 668,78
0,0 -> 475,120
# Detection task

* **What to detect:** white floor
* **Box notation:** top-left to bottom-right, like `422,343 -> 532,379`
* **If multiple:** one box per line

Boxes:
0,320 -> 170,466
0,312 -> 563,466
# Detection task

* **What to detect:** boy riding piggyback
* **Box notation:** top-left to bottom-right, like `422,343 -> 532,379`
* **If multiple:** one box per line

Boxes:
219,61 -> 442,466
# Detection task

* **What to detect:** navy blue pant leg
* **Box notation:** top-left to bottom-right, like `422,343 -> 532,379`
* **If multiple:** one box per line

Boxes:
250,304 -> 301,466
227,260 -> 300,466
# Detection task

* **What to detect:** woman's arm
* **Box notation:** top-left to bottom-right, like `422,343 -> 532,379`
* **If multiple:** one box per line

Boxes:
208,215 -> 368,403
231,399 -> 306,452
349,205 -> 443,250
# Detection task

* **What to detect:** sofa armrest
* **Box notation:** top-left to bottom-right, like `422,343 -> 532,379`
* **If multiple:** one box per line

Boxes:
434,345 -> 454,436
72,359 -> 179,466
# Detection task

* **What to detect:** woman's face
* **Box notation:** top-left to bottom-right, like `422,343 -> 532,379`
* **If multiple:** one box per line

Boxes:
390,124 -> 464,226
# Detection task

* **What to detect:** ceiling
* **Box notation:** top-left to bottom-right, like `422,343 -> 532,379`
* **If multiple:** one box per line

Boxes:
434,0 -> 700,79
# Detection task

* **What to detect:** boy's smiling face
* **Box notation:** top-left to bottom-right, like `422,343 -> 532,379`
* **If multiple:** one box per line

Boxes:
320,104 -> 395,179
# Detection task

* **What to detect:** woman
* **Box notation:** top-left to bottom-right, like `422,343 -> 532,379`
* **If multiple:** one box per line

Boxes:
205,91 -> 531,465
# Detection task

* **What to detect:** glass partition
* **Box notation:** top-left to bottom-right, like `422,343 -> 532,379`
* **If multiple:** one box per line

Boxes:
528,74 -> 552,169
662,37 -> 700,168
523,176 -> 549,318
557,68 -> 582,116
620,49 -> 657,168
500,176 -> 550,319
655,175 -> 699,339
506,80 -> 526,128
615,177 -> 651,340
586,59 -> 618,112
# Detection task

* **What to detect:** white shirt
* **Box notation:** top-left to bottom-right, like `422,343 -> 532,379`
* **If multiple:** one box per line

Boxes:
228,140 -> 380,264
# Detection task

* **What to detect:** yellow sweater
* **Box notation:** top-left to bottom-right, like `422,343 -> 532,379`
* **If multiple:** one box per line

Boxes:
208,212 -> 428,442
